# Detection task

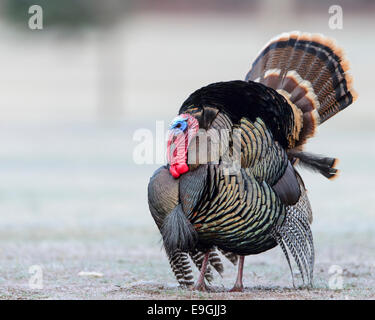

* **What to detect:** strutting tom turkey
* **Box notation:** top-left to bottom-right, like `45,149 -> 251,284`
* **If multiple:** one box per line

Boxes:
148,31 -> 357,291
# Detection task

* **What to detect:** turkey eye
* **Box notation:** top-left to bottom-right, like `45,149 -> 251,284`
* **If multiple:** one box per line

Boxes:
176,123 -> 181,128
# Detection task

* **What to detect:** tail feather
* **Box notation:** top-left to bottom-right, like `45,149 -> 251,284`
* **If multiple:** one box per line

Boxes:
190,248 -> 237,279
273,232 -> 296,288
273,193 -> 315,287
218,248 -> 239,266
207,250 -> 225,275
190,250 -> 215,283
246,31 -> 357,149
168,250 -> 194,288
161,204 -> 198,254
289,150 -> 339,180
169,247 -> 237,287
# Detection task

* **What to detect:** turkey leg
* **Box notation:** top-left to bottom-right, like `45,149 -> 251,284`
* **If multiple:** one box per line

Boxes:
229,255 -> 245,292
193,251 -> 210,291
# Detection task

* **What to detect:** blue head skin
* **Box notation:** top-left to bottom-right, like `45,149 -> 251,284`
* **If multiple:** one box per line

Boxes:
170,115 -> 188,133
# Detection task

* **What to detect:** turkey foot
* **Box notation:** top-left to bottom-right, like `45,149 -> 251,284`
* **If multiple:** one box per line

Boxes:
229,283 -> 243,292
193,280 -> 209,292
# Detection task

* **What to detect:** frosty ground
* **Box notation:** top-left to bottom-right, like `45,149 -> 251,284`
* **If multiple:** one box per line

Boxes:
0,13 -> 374,299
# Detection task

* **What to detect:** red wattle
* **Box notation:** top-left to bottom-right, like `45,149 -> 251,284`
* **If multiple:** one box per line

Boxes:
169,165 -> 180,178
169,163 -> 189,178
176,163 -> 189,175
167,114 -> 198,178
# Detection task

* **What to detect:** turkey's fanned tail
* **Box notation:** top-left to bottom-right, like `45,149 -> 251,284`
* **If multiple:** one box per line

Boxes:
246,31 -> 357,151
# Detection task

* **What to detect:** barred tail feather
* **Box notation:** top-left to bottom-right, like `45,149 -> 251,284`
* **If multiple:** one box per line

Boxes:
190,250 -> 215,283
191,248 -> 233,279
273,200 -> 315,287
273,232 -> 296,288
218,248 -> 239,266
207,250 -> 225,275
246,31 -> 357,148
168,250 -> 195,288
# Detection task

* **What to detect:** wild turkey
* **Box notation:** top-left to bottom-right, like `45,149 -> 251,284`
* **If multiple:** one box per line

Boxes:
148,31 -> 357,291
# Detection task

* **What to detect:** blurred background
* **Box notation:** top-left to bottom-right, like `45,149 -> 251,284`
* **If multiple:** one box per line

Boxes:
0,0 -> 374,299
